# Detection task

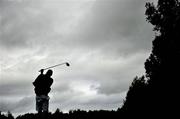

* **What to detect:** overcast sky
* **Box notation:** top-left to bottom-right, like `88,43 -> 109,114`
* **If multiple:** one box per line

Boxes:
0,0 -> 154,115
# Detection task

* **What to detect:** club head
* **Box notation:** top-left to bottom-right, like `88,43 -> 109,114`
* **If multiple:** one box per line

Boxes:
66,62 -> 70,66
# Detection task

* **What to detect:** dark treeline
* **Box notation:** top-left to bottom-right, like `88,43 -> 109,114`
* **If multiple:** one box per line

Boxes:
1,0 -> 179,118
0,109 -> 121,119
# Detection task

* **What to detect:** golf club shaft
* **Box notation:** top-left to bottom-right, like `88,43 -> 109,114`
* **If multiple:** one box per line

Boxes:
43,62 -> 67,70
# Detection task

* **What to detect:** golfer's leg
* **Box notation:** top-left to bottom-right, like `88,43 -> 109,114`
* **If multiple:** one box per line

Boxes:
36,96 -> 42,114
42,99 -> 49,112
42,99 -> 49,119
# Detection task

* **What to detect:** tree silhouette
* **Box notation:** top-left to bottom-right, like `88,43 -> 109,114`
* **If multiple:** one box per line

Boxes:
121,0 -> 180,116
7,111 -> 14,119
145,0 -> 179,115
145,0 -> 180,89
121,76 -> 147,113
0,111 -> 14,119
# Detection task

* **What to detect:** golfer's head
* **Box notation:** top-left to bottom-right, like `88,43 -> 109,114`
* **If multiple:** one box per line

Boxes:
46,69 -> 53,77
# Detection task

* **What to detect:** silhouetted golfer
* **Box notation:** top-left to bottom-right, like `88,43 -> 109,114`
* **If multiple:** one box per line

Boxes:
33,69 -> 53,114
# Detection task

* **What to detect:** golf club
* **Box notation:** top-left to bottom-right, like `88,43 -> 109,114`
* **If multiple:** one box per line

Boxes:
39,62 -> 70,72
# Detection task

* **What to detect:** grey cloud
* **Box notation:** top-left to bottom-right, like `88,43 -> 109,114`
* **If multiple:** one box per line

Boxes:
52,79 -> 70,95
82,93 -> 126,106
0,101 -> 14,112
96,53 -> 148,94
59,51 -> 148,95
0,0 -> 54,50
0,80 -> 32,96
13,96 -> 34,113
67,0 -> 153,55
51,92 -> 125,112
0,96 -> 34,113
